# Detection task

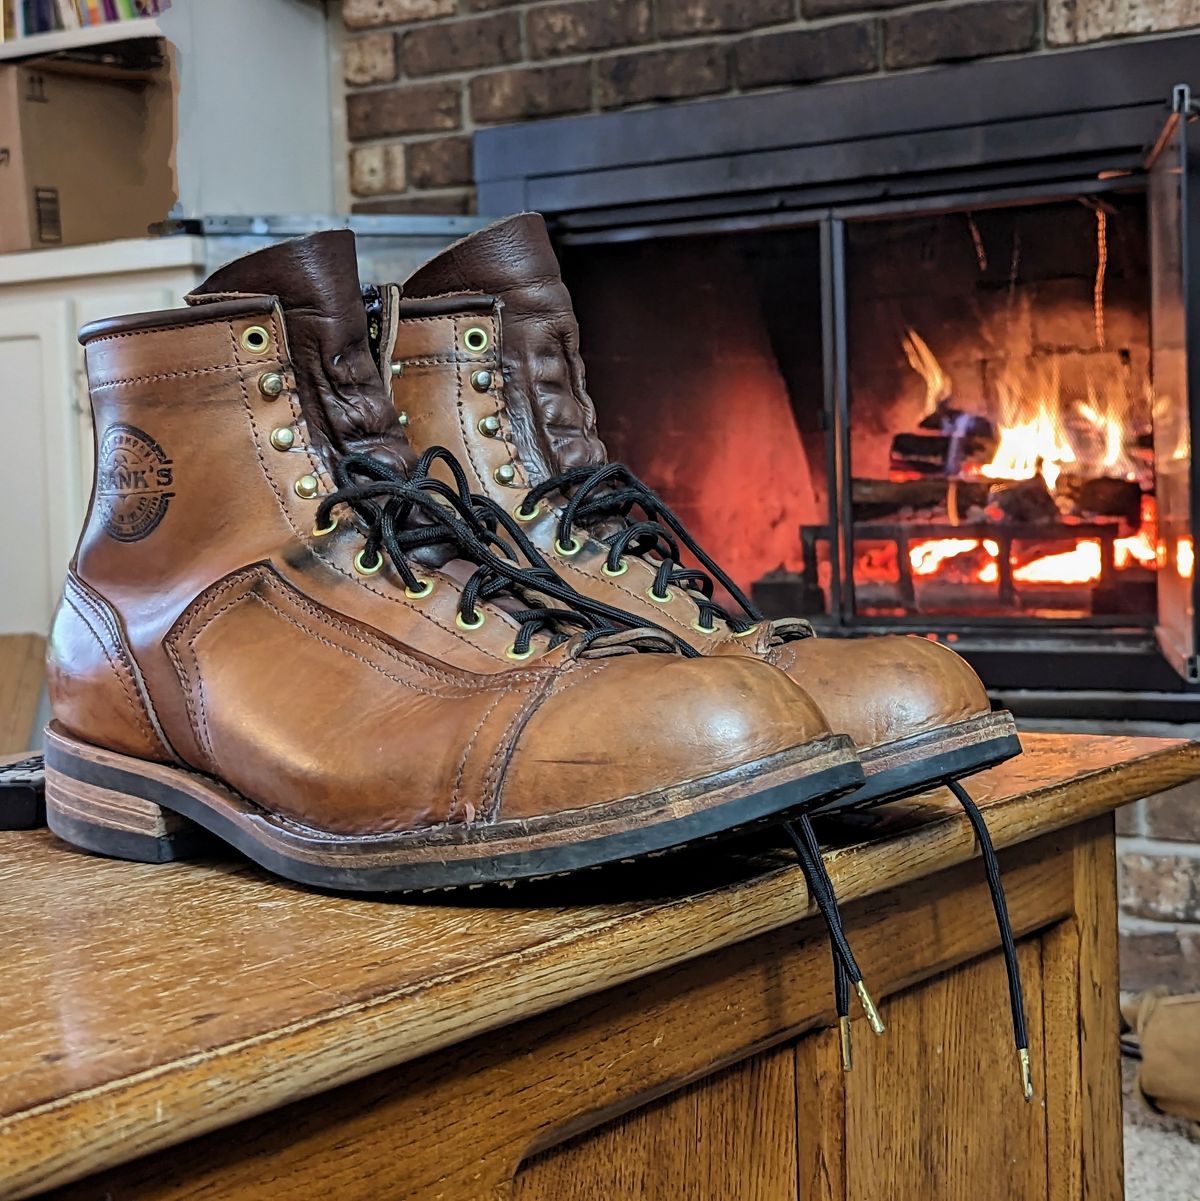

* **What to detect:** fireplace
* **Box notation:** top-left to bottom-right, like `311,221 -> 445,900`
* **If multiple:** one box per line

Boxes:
476,36 -> 1200,717
836,195 -> 1157,626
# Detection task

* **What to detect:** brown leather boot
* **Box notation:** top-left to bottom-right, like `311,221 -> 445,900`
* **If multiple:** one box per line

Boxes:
381,217 -> 1034,1093
382,213 -> 1020,812
42,232 -> 864,892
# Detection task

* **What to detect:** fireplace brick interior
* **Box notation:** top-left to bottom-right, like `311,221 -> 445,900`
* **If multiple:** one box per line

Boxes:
564,231 -> 827,600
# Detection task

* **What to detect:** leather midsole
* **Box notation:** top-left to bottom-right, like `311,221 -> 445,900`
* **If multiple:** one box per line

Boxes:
857,711 -> 1019,780
44,722 -> 861,867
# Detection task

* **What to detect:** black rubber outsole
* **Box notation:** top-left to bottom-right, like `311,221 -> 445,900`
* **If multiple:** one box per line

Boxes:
45,738 -> 865,893
816,732 -> 1024,815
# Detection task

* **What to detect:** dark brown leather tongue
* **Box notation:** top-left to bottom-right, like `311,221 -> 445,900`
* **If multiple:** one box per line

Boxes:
403,213 -> 607,486
188,231 -> 413,472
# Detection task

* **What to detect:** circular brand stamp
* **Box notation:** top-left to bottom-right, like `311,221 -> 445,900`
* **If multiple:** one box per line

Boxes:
96,423 -> 175,543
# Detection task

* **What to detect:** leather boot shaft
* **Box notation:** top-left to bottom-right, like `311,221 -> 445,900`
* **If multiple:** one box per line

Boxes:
401,213 -> 606,488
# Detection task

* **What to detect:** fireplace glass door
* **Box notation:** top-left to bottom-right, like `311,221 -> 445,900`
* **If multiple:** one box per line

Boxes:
841,195 -> 1157,626
1149,88 -> 1200,680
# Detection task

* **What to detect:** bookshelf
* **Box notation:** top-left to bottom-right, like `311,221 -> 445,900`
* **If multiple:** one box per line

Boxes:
0,16 -> 160,62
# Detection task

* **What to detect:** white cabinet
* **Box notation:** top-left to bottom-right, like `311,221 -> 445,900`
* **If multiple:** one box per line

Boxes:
0,237 -> 206,635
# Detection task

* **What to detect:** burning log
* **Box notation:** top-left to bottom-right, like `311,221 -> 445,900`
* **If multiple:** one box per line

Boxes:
986,475 -> 1061,525
889,400 -> 997,477
889,433 -> 954,477
852,478 -> 990,521
1055,475 -> 1143,531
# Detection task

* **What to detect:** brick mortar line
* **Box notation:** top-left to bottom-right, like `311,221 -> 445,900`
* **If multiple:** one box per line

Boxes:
344,15 -> 904,95
1117,836 -> 1200,860
350,131 -> 471,151
1120,914 -> 1200,933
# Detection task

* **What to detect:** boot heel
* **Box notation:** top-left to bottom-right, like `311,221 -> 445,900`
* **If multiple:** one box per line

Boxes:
45,763 -> 208,865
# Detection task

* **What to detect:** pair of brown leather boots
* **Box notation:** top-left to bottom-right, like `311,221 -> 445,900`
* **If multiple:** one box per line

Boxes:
44,215 -> 1028,1084
46,213 -> 1016,888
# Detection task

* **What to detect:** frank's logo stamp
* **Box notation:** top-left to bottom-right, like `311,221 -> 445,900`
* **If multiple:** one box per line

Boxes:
97,423 -> 175,543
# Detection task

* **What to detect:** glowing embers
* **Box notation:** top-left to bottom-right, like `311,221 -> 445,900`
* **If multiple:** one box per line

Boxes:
897,495 -> 1162,590
1179,537 -> 1195,580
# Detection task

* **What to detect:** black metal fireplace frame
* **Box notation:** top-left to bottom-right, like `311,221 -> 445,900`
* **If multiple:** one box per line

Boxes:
475,33 -> 1200,718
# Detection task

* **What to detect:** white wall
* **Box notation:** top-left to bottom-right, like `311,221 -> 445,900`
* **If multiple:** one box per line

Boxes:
160,0 -> 337,218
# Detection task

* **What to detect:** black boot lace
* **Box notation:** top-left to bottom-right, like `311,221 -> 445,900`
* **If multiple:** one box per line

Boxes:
949,779 -> 1033,1100
525,462 -> 1030,1095
785,815 -> 884,1070
399,448 -> 707,657
316,453 -> 635,656
521,464 -> 778,637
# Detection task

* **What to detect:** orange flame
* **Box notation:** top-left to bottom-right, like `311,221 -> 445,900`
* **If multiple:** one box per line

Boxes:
903,334 -> 1140,490
905,511 -> 1159,590
910,538 -> 983,576
1012,541 -> 1102,585
1179,537 -> 1195,580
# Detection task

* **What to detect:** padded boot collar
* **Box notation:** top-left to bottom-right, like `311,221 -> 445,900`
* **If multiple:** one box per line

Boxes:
402,214 -> 607,485
188,231 -> 412,472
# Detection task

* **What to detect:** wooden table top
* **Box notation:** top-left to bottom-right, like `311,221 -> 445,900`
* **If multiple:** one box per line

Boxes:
2,731 -> 1198,1197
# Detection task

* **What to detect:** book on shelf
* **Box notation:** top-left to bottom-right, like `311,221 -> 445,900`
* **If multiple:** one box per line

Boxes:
1,0 -> 27,41
9,0 -> 158,37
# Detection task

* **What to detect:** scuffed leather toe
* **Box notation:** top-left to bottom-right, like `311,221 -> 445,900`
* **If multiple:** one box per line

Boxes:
768,635 -> 990,753
497,655 -> 831,820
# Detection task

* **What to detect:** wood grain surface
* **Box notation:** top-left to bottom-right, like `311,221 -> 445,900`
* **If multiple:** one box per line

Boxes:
1,732 -> 1192,1197
514,1043 -> 801,1201
38,826 -> 1078,1201
0,634 -> 45,754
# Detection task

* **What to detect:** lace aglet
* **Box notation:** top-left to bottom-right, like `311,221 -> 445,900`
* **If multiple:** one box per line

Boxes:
839,1016 -> 853,1071
1018,1047 -> 1034,1102
855,979 -> 886,1036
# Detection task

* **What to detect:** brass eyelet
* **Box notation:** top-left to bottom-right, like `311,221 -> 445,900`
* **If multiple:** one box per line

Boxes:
462,326 -> 489,353
691,617 -> 720,634
505,644 -> 534,661
405,578 -> 434,599
241,325 -> 271,354
478,415 -> 502,437
647,586 -> 674,604
294,474 -> 320,500
354,549 -> 383,576
455,609 -> 485,631
514,501 -> 541,523
555,537 -> 583,557
258,371 -> 285,397
494,463 -> 518,486
471,369 -> 493,392
312,517 -> 338,537
270,427 -> 295,451
601,559 -> 629,578
732,622 -> 761,639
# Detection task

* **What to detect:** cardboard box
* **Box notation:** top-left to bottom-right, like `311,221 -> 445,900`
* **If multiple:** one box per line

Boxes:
0,60 -> 174,253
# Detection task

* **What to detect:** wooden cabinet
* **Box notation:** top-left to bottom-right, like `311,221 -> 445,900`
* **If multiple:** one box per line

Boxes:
2,733 -> 1194,1200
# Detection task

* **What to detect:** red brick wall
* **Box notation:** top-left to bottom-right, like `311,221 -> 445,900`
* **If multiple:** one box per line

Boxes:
339,0 -> 1200,214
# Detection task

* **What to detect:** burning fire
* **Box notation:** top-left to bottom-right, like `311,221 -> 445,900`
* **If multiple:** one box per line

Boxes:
1179,537 -> 1195,580
977,396 -> 1076,490
905,497 -> 1160,589
892,328 -> 1158,592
